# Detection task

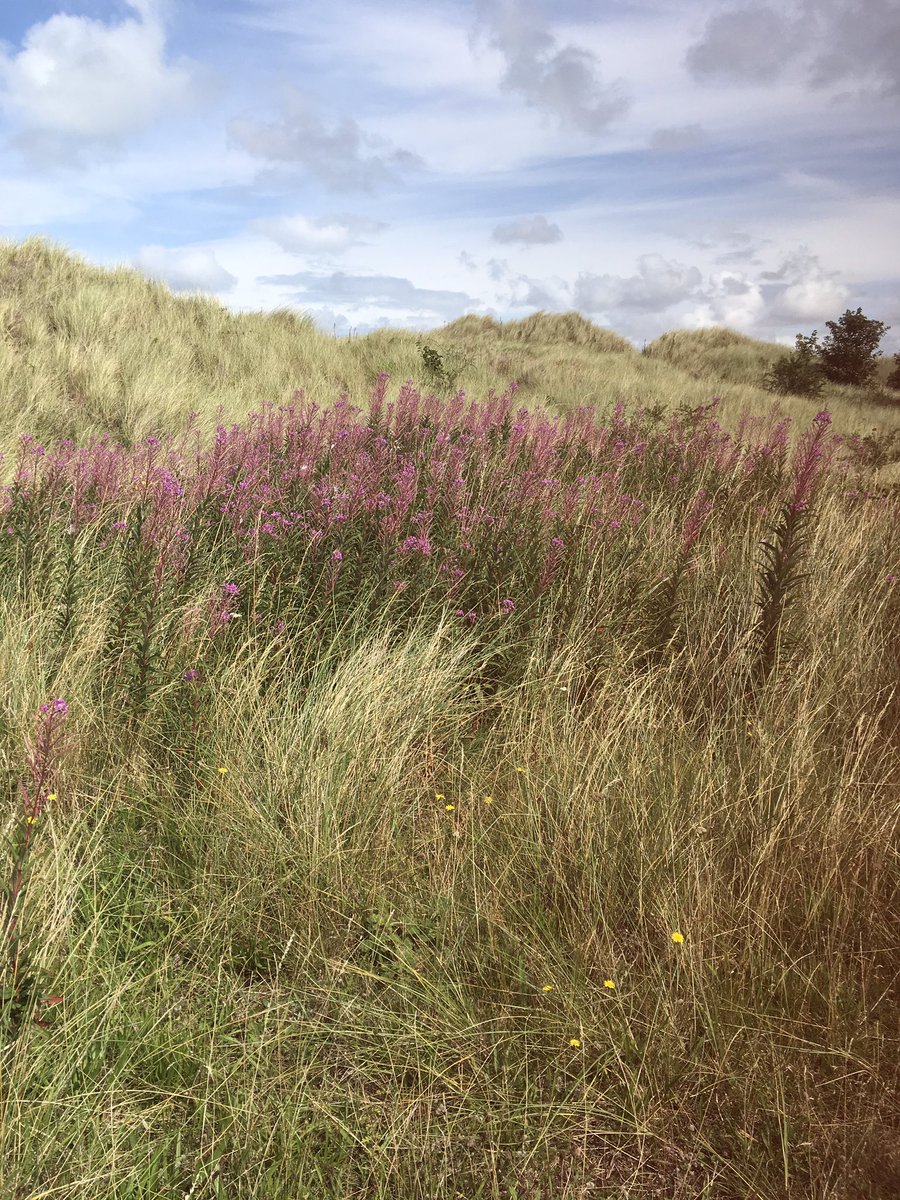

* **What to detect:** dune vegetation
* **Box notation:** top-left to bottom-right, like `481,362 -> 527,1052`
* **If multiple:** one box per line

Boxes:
1,237 -> 899,1199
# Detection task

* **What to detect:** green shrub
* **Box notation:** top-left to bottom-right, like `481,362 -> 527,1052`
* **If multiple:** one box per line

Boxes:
763,332 -> 824,398
416,341 -> 468,393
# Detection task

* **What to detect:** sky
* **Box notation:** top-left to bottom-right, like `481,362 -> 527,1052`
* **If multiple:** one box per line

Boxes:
1,0 -> 898,349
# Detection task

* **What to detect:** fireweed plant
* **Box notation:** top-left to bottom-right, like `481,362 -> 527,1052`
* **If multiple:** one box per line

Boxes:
0,376 -> 899,1197
0,378 -> 858,704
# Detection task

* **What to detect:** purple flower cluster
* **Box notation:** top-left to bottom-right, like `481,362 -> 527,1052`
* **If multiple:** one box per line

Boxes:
0,379 -> 853,638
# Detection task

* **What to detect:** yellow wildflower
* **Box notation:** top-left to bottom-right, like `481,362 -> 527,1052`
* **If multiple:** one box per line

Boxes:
603,980 -> 616,990
671,931 -> 685,944
444,804 -> 455,812
26,815 -> 38,825
483,795 -> 493,804
541,984 -> 554,993
46,793 -> 57,802
569,1038 -> 581,1048
218,767 -> 228,775
435,793 -> 446,801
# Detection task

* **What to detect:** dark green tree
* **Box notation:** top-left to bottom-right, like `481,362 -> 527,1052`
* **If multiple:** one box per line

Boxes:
886,352 -> 900,391
817,308 -> 890,387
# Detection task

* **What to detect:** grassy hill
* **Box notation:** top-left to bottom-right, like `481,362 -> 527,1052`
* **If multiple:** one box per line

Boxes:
1,236 -> 899,1199
2,237 -> 898,467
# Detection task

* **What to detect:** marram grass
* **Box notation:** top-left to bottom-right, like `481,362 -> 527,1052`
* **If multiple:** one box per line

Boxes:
0,240 -> 899,1199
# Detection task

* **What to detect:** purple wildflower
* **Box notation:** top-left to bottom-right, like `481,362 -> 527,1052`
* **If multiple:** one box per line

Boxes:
501,598 -> 516,614
183,668 -> 202,683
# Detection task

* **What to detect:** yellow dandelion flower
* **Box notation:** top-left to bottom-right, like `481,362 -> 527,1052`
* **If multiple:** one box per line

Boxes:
46,793 -> 57,802
26,815 -> 38,825
671,931 -> 685,944
541,984 -> 554,992
435,793 -> 446,801
569,1038 -> 581,1048
483,795 -> 493,804
515,767 -> 526,774
603,980 -> 616,990
445,804 -> 455,812
217,767 -> 228,775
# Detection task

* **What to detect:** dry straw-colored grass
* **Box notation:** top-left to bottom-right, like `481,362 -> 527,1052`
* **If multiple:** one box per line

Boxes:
1,235 -> 899,1198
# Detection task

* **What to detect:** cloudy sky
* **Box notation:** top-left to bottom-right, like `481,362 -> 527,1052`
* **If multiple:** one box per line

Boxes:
1,0 -> 898,347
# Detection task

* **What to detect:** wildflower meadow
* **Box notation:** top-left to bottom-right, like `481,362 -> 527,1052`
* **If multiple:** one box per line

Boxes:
1,244 -> 899,1199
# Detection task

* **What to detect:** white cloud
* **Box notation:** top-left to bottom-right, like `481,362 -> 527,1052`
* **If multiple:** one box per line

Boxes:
759,246 -> 850,321
482,257 -> 567,309
574,254 -> 702,314
681,247 -> 850,335
229,86 -> 424,192
257,268 -> 479,320
134,245 -> 238,293
685,6 -> 803,84
0,3 -> 204,163
686,1 -> 900,98
492,214 -> 563,245
682,273 -> 767,334
471,0 -> 630,135
250,213 -> 387,254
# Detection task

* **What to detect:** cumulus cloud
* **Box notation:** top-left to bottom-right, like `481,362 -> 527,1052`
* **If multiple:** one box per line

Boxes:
681,273 -> 767,334
574,254 -> 702,314
759,247 -> 849,320
470,0 -> 629,134
686,1 -> 900,98
483,256 -> 565,309
134,245 -> 237,293
0,2 -> 203,164
229,87 -> 424,191
258,269 -> 478,319
492,214 -> 563,245
250,213 -> 387,254
682,247 -> 850,335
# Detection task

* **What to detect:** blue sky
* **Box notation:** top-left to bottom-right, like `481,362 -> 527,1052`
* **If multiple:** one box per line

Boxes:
1,0 -> 898,348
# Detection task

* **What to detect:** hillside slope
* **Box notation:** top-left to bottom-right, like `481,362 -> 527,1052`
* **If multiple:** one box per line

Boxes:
1,237 -> 898,464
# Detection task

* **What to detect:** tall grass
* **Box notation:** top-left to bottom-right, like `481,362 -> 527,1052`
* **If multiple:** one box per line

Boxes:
0,356 -> 898,1199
